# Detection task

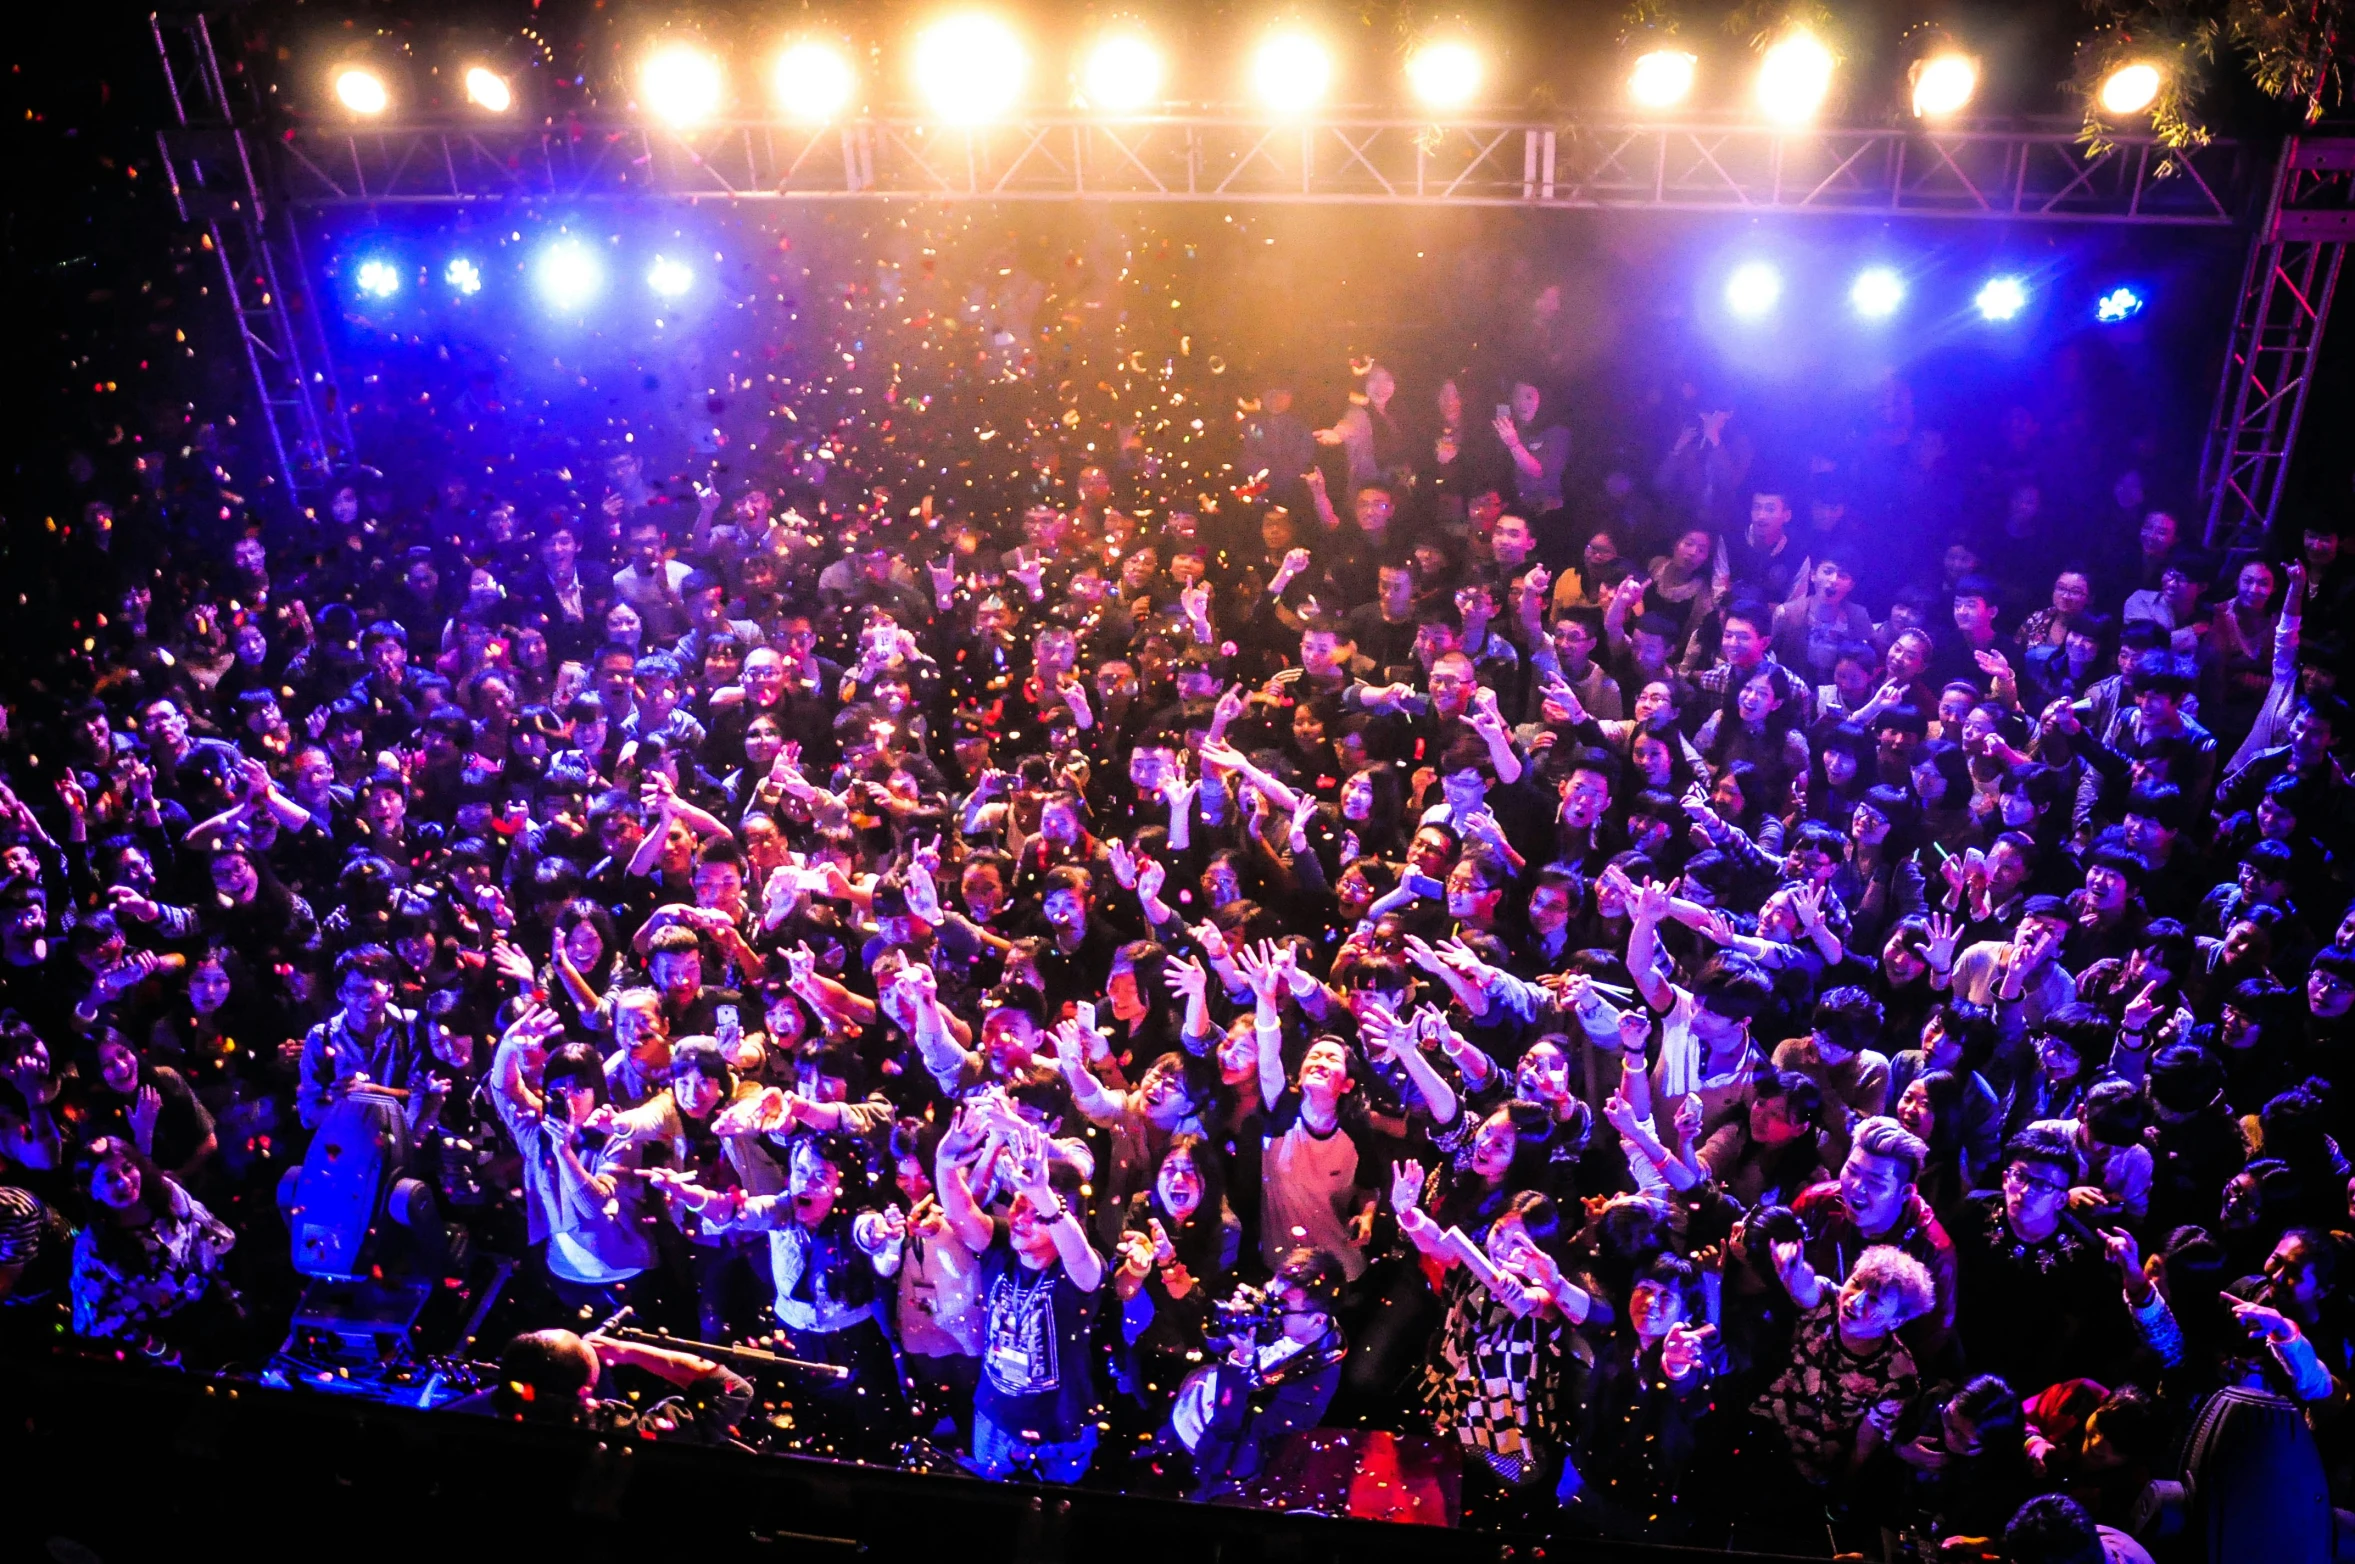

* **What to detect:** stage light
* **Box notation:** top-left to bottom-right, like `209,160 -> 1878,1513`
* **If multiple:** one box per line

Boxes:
1976,275 -> 2028,321
1911,54 -> 1977,116
445,257 -> 483,297
1253,32 -> 1332,116
914,15 -> 1027,124
1756,31 -> 1833,123
1629,50 -> 1697,109
354,259 -> 401,300
335,67 -> 389,116
1726,262 -> 1782,319
1407,41 -> 1482,111
535,240 -> 605,312
774,41 -> 855,121
2096,285 -> 2146,323
2098,62 -> 2162,115
464,66 -> 513,113
1850,267 -> 1904,319
641,45 -> 723,127
1081,34 -> 1163,111
647,256 -> 694,300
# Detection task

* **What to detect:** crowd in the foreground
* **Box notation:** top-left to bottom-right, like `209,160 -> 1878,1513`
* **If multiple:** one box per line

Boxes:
1,363 -> 2352,1564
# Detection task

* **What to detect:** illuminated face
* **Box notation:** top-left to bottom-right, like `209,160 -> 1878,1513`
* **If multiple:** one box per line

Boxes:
2140,511 -> 2178,556
1297,1037 -> 1351,1098
1156,1149 -> 1204,1219
1561,770 -> 1609,829
1516,1039 -> 1571,1103
788,1142 -> 842,1227
1671,530 -> 1712,572
1469,1110 -> 1519,1180
2053,573 -> 2091,614
1491,516 -> 1533,565
1836,1276 -> 1908,1340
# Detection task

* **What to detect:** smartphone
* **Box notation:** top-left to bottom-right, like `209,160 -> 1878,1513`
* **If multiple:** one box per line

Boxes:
715,1004 -> 741,1048
1074,1000 -> 1098,1037
1494,403 -> 1513,423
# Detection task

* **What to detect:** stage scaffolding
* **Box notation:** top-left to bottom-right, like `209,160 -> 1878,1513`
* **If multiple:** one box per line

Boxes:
273,116 -> 2253,224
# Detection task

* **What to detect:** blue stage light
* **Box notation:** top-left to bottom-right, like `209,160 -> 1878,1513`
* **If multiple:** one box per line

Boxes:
1726,262 -> 1782,319
1850,267 -> 1905,319
1976,275 -> 2028,322
354,259 -> 401,300
2096,285 -> 2146,323
534,239 -> 604,311
445,257 -> 483,297
647,255 -> 694,300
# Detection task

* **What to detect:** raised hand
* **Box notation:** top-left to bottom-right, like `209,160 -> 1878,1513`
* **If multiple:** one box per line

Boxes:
1135,855 -> 1167,904
1630,876 -> 1674,925
129,1084 -> 162,1150
1106,838 -> 1137,889
1924,912 -> 1962,971
2122,980 -> 2165,1035
1389,1158 -> 1426,1215
1163,955 -> 1209,1003
1181,580 -> 1213,625
1661,1321 -> 1716,1382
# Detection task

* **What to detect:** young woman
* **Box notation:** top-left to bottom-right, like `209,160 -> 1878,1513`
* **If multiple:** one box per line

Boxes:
69,1135 -> 239,1365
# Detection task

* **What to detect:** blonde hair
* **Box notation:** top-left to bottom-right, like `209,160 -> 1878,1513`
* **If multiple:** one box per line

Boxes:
1848,1244 -> 1937,1324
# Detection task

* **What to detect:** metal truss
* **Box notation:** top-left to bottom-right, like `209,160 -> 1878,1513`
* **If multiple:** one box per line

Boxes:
150,11 -> 354,514
273,115 -> 2252,225
2200,136 -> 2355,549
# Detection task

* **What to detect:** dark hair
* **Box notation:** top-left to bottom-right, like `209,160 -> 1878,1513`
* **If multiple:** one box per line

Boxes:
1691,953 -> 1772,1022
2000,1495 -> 2105,1564
492,1330 -> 598,1424
2003,1124 -> 2080,1182
1811,985 -> 1884,1056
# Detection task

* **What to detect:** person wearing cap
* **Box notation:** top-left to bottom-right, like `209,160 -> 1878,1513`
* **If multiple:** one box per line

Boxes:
0,1184 -> 72,1341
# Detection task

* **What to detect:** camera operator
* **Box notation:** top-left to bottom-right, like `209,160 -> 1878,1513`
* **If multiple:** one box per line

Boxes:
1174,1245 -> 1349,1501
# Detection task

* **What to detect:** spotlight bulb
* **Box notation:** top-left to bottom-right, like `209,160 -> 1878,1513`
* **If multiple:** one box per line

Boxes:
445,257 -> 483,297
775,42 -> 855,122
1254,33 -> 1332,116
2096,286 -> 2146,323
535,240 -> 605,312
1976,276 -> 2029,322
335,68 -> 389,116
1850,267 -> 1905,319
2098,63 -> 2162,116
1407,41 -> 1482,111
641,46 -> 723,128
1911,54 -> 1977,117
1629,50 -> 1697,109
464,67 -> 513,113
1726,262 -> 1782,319
648,256 -> 694,300
354,259 -> 401,300
915,15 -> 1027,124
1756,31 -> 1833,124
1082,35 -> 1163,111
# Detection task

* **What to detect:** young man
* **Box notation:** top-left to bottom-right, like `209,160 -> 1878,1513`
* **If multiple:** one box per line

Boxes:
296,943 -> 433,1128
1792,1115 -> 1959,1356
938,1117 -> 1107,1483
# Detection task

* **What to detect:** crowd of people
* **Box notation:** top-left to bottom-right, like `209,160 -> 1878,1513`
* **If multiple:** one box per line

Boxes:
1,331 -> 2351,1564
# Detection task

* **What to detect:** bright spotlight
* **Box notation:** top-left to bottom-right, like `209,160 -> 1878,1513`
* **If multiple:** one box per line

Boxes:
1850,267 -> 1905,319
914,15 -> 1027,124
1629,50 -> 1697,109
2098,62 -> 2162,116
647,256 -> 694,300
2096,285 -> 2146,324
535,240 -> 605,312
774,41 -> 855,122
1407,41 -> 1482,111
445,257 -> 483,297
1911,54 -> 1977,116
334,67 -> 389,116
1253,32 -> 1332,116
1082,34 -> 1163,111
641,45 -> 723,127
1756,31 -> 1833,123
354,259 -> 401,300
1976,275 -> 2029,322
1726,262 -> 1782,319
464,66 -> 513,113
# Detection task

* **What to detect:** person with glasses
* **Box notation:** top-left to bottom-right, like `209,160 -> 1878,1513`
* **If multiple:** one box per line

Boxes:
1953,1127 -> 2130,1396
